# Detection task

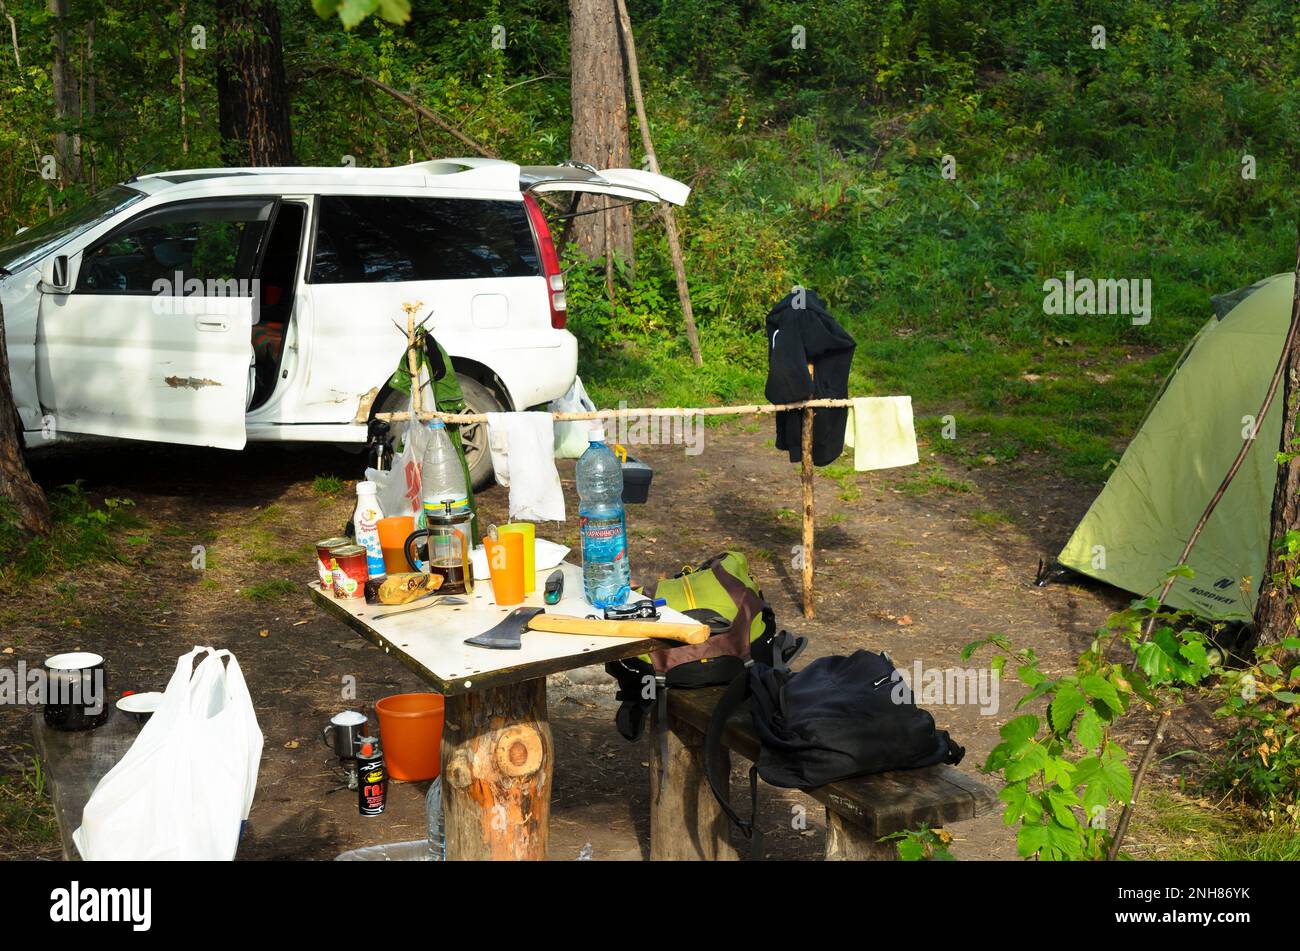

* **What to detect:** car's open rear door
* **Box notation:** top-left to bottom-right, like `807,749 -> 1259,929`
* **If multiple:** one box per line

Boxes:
519,164 -> 690,206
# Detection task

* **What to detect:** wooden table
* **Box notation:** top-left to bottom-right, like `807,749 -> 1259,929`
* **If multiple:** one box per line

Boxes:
310,561 -> 693,861
32,709 -> 139,860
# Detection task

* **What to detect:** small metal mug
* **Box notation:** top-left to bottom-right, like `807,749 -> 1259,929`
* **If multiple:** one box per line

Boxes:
322,710 -> 368,759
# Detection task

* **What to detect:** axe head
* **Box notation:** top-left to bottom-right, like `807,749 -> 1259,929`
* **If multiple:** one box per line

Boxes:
465,606 -> 545,650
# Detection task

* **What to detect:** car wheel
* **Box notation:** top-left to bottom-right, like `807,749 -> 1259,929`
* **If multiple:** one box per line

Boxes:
455,375 -> 504,491
376,372 -> 504,492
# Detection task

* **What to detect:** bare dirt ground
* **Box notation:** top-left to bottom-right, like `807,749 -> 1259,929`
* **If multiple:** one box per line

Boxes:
0,419 -> 1204,860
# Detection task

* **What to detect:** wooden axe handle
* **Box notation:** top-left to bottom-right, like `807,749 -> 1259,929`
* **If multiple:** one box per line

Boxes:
528,614 -> 709,645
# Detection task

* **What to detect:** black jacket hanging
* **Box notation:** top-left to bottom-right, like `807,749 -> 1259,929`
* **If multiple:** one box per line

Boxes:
763,289 -> 856,466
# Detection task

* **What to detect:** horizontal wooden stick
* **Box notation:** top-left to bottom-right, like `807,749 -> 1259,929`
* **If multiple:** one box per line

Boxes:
376,397 -> 861,425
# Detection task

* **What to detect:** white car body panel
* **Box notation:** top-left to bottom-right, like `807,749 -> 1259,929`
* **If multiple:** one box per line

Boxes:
37,288 -> 254,449
1,158 -> 686,451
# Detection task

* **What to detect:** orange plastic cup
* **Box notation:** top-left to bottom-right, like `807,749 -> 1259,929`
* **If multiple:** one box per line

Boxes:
483,532 -> 525,606
375,693 -> 444,781
377,515 -> 416,575
498,522 -> 536,594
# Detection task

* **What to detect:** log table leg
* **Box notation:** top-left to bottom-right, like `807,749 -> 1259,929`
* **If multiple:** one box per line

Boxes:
441,677 -> 552,861
824,809 -> 898,860
648,702 -> 739,860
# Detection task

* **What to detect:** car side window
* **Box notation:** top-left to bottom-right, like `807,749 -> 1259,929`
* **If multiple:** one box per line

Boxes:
76,198 -> 275,295
309,195 -> 539,284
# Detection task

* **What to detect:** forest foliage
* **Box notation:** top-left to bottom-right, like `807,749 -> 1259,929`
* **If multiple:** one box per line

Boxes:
2,0 -> 1298,476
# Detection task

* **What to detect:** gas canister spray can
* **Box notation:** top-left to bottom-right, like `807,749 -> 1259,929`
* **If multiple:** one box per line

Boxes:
356,735 -> 388,816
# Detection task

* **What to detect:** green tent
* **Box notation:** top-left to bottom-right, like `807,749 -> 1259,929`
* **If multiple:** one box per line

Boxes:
1057,272 -> 1294,620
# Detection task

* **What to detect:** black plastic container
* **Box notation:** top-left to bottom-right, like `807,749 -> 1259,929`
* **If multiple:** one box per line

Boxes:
621,457 -> 653,504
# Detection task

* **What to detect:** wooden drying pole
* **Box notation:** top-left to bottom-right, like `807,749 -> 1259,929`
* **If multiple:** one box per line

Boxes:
377,398 -> 859,424
614,0 -> 704,368
801,366 -> 816,618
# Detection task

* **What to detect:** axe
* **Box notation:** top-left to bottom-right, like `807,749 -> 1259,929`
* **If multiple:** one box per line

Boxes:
465,606 -> 709,651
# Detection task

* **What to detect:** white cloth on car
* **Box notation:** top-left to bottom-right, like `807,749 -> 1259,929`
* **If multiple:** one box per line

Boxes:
843,396 -> 919,471
486,411 -> 566,521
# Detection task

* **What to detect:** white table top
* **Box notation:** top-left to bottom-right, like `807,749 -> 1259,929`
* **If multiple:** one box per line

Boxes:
309,561 -> 694,695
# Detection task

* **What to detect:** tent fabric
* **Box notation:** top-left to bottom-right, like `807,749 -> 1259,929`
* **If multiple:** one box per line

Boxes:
1057,272 -> 1294,621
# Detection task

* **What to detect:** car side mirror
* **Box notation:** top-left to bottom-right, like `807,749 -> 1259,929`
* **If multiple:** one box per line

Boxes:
40,254 -> 71,293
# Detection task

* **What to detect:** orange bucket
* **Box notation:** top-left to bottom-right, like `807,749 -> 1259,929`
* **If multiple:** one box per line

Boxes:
375,693 -> 444,781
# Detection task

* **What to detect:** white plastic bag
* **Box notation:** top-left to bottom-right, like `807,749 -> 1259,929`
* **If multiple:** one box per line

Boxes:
550,375 -> 596,459
73,647 -> 264,861
366,386 -> 432,521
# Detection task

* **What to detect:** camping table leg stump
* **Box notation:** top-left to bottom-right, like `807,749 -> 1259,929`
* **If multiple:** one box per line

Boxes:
648,702 -> 739,861
440,676 -> 553,861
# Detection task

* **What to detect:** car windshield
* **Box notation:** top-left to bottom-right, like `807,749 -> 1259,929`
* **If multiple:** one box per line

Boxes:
0,185 -> 144,275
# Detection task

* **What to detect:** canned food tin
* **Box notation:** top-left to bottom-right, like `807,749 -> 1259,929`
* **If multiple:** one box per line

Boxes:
331,545 -> 369,600
315,536 -> 352,589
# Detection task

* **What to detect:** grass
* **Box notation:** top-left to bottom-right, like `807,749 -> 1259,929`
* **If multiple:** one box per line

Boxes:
0,484 -> 141,588
241,578 -> 298,602
1132,791 -> 1300,861
897,470 -> 976,497
0,756 -> 58,855
969,508 -> 1014,529
312,475 -> 346,498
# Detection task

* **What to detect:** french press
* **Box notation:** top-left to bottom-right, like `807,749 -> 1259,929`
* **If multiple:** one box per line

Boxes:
403,501 -> 474,595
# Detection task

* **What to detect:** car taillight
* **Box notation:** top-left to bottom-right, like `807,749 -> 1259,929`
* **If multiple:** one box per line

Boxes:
524,193 -> 566,329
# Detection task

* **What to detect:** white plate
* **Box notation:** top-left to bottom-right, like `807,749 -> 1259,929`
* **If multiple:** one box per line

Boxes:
470,538 -> 570,579
116,692 -> 163,715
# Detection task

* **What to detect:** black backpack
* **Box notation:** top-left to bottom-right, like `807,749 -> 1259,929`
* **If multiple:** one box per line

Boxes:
705,635 -> 965,857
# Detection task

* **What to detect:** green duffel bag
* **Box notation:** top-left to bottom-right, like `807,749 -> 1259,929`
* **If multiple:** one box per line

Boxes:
605,551 -> 778,741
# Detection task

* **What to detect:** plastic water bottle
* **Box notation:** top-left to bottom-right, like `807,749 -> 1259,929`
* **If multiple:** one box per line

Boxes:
420,420 -> 469,512
576,425 -> 630,607
353,481 -> 385,579
425,777 -> 444,861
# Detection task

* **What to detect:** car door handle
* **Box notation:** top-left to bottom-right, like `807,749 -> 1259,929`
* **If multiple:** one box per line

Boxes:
195,317 -> 229,332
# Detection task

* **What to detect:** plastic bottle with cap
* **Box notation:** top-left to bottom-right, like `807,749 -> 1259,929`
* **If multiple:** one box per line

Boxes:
420,419 -> 469,514
576,423 -> 630,607
353,480 -> 386,579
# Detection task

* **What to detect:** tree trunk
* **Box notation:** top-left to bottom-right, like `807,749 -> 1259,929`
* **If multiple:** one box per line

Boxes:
0,301 -> 50,535
49,0 -> 82,185
84,18 -> 96,190
179,1 -> 188,155
1252,224 -> 1300,664
216,0 -> 294,167
568,0 -> 633,267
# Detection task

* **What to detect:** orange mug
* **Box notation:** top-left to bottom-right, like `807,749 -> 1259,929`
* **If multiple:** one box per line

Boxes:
377,516 -> 416,576
483,533 -> 525,606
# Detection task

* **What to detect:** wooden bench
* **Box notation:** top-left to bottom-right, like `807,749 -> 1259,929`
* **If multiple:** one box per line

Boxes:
31,710 -> 138,860
649,686 -> 999,860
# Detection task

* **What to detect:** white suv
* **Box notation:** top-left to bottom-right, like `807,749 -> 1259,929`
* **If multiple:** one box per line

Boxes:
0,158 -> 688,485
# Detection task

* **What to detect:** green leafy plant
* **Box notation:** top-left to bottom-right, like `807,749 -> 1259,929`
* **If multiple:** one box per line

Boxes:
312,0 -> 411,31
887,825 -> 954,861
1211,637 -> 1300,822
965,576 -> 1214,860
1204,520 -> 1300,820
